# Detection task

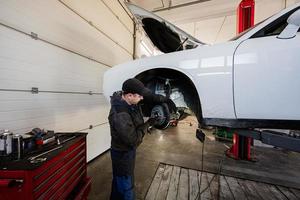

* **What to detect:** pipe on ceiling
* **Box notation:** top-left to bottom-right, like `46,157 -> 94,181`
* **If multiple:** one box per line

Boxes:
153,0 -> 211,12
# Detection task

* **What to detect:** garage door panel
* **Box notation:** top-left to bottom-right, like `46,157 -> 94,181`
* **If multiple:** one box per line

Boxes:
0,92 -> 110,133
62,0 -> 133,53
0,0 -> 132,66
0,95 -> 107,112
0,26 -> 107,92
86,124 -> 110,161
0,97 -> 108,122
0,110 -> 107,132
0,106 -> 109,125
102,0 -> 134,33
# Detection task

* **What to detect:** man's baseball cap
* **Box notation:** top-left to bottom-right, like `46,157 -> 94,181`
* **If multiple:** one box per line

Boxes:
122,78 -> 151,96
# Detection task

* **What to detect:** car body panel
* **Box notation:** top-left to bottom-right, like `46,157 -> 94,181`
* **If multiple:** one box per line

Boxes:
234,32 -> 300,120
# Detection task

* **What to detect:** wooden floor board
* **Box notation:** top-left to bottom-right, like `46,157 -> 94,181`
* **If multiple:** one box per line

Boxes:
290,188 -> 300,199
277,186 -> 298,200
146,163 -> 298,200
155,165 -> 173,200
245,180 -> 265,199
199,172 -> 212,200
224,176 -> 247,200
166,166 -> 180,200
188,169 -> 199,200
206,172 -> 219,200
219,176 -> 234,200
253,182 -> 279,200
267,185 -> 288,200
236,179 -> 262,200
145,163 -> 165,200
177,168 -> 189,200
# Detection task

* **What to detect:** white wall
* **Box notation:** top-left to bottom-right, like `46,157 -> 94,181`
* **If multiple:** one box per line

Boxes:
177,15 -> 236,44
0,0 -> 134,161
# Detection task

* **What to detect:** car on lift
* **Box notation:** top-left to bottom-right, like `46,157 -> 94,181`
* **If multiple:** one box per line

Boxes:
103,3 -> 300,130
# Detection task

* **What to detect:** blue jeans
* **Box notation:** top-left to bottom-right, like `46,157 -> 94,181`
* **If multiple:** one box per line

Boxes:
111,175 -> 134,200
110,149 -> 136,200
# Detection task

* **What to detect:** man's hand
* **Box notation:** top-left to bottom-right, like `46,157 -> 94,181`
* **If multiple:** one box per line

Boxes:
137,115 -> 160,135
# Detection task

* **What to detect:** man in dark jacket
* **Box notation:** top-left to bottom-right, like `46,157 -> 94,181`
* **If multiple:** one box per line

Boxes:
108,78 -> 164,200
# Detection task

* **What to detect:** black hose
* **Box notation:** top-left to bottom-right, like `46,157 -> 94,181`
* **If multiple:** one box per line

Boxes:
195,139 -> 225,200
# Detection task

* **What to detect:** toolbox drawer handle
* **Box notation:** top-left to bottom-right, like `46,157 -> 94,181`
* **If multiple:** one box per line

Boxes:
0,179 -> 23,187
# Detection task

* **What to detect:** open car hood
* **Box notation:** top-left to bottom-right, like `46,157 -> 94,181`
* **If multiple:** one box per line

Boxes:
126,3 -> 206,53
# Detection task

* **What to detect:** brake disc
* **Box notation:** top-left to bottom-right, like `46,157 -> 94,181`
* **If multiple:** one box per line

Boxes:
150,104 -> 170,129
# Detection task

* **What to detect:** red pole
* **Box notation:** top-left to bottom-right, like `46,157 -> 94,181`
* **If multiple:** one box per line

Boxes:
237,0 -> 255,34
227,0 -> 255,161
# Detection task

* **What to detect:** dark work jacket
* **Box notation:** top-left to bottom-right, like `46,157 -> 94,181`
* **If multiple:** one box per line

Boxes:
108,91 -> 147,152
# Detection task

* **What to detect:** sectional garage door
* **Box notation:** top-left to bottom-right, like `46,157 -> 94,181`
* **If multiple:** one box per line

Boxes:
0,0 -> 134,161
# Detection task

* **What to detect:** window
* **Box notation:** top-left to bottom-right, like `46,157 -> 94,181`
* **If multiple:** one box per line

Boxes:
252,7 -> 300,38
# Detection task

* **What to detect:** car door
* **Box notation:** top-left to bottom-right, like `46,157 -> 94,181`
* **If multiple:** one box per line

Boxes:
234,8 -> 300,120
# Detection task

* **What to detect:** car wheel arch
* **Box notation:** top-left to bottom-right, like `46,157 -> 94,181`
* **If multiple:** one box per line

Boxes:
135,67 -> 203,126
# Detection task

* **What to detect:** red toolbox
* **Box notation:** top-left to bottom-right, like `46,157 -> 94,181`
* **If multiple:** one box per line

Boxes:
0,132 -> 91,200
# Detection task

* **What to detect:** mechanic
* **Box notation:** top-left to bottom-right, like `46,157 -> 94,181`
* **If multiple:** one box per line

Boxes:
108,78 -> 167,200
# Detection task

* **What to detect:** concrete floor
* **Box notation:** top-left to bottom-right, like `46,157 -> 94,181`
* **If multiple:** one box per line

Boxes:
87,116 -> 300,200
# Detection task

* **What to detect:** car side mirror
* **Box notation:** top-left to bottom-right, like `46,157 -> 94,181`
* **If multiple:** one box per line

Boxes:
277,9 -> 300,39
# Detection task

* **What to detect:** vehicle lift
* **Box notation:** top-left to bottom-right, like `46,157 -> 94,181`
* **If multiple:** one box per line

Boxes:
226,0 -> 255,161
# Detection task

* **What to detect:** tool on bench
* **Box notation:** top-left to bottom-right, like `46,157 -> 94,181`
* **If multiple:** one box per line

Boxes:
0,128 -> 68,161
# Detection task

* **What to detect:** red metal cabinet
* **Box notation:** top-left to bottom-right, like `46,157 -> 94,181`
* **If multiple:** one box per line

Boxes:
0,133 -> 91,200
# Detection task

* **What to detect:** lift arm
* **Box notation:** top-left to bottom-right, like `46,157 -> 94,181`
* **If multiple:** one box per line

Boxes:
237,129 -> 300,153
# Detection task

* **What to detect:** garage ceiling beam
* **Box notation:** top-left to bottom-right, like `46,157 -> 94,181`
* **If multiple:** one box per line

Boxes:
153,0 -> 211,12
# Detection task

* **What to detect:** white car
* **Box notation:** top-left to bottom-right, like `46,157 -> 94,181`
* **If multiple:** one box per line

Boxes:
103,3 -> 300,130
